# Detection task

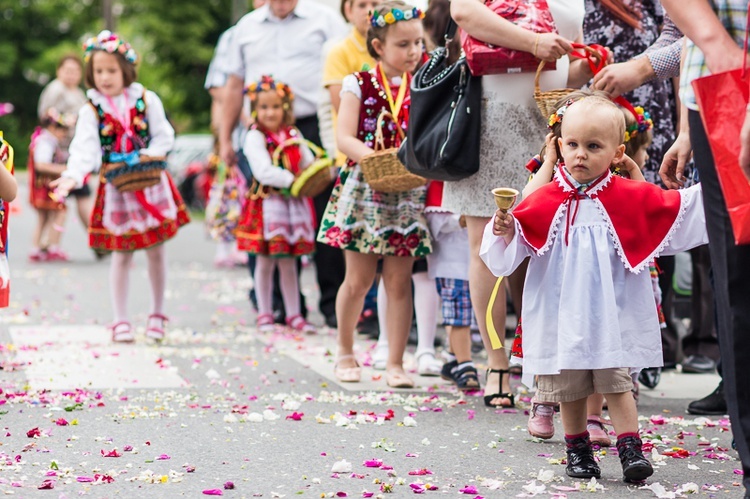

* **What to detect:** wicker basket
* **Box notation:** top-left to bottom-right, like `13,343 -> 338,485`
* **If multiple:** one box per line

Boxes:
273,138 -> 335,198
102,155 -> 167,192
533,45 -> 605,119
359,111 -> 427,193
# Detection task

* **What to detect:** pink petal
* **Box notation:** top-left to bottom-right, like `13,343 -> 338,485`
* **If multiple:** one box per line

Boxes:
363,459 -> 383,467
459,485 -> 478,494
77,476 -> 95,483
336,493 -> 348,498
286,412 -> 304,421
467,410 -> 475,420
156,454 -> 171,460
223,481 -> 235,489
38,480 -> 55,490
203,490 -> 223,496
55,418 -> 69,426
27,427 -> 41,438
362,492 -> 374,498
101,449 -> 122,458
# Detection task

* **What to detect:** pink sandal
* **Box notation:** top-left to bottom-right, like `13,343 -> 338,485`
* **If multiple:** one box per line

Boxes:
286,314 -> 316,334
256,313 -> 276,333
110,321 -> 134,343
145,314 -> 168,341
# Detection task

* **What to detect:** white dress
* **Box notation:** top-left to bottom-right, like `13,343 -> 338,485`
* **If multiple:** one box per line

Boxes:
443,0 -> 586,217
480,176 -> 708,388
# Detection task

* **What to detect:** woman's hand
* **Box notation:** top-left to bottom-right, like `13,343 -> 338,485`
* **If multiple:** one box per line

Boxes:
660,132 -> 692,189
534,33 -> 573,62
49,176 -> 77,199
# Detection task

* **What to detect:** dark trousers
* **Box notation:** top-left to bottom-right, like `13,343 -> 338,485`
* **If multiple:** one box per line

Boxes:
295,115 -> 345,319
690,110 -> 750,487
682,244 -> 720,360
656,255 -> 679,366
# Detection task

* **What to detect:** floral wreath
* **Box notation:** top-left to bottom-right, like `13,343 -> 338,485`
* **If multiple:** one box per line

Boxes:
43,108 -> 77,129
624,106 -> 653,142
370,7 -> 424,28
245,75 -> 294,104
83,30 -> 138,64
547,99 -> 576,129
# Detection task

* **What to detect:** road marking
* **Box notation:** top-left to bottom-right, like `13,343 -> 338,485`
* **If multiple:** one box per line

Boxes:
8,325 -> 187,390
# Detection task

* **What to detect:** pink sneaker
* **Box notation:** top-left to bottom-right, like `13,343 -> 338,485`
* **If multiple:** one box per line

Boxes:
528,400 -> 556,439
29,249 -> 48,262
286,314 -> 316,334
587,415 -> 612,447
46,247 -> 70,262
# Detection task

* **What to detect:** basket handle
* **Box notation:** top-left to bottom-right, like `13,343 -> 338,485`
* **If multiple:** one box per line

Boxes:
271,137 -> 328,167
534,43 -> 608,94
373,110 -> 406,152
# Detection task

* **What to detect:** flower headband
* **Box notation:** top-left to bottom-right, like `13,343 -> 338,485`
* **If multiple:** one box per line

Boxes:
624,106 -> 654,142
547,99 -> 576,129
43,108 -> 76,129
83,30 -> 138,64
370,7 -> 424,28
245,75 -> 294,103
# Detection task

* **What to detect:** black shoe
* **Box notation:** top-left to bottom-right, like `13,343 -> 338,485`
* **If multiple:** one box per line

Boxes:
681,354 -> 717,374
324,315 -> 338,328
565,435 -> 601,479
617,436 -> 653,482
638,367 -> 661,390
440,359 -> 458,381
687,382 -> 727,415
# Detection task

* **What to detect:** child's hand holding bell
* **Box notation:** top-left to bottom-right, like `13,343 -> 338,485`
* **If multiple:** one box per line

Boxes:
492,209 -> 515,240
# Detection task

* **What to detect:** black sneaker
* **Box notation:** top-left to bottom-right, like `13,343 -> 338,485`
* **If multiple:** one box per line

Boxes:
681,354 -> 716,374
617,435 -> 653,483
565,435 -> 601,479
687,382 -> 727,416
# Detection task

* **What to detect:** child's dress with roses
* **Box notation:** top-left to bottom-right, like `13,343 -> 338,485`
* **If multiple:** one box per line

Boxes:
65,83 -> 189,251
317,68 -> 431,257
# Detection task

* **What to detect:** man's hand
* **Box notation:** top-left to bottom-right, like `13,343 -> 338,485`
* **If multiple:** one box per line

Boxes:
219,140 -> 237,168
739,107 -> 750,182
660,132 -> 692,189
592,58 -> 654,98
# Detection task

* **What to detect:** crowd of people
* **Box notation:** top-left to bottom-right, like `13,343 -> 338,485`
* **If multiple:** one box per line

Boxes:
3,0 -> 748,493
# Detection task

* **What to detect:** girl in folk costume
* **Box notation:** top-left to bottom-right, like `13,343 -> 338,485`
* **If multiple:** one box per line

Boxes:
317,0 -> 432,388
235,76 -> 317,334
0,134 -> 18,308
28,109 -> 76,262
481,96 -> 708,482
52,30 -> 189,343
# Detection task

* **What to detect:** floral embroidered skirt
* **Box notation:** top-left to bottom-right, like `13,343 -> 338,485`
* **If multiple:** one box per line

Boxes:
317,165 -> 432,257
89,172 -> 190,251
236,193 -> 315,257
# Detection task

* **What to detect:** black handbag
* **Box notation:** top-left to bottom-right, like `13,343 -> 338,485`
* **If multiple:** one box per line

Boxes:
398,18 -> 482,181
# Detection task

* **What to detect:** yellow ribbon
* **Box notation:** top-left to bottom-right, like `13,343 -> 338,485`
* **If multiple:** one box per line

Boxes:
378,64 -> 408,120
486,276 -> 504,350
0,132 -> 12,172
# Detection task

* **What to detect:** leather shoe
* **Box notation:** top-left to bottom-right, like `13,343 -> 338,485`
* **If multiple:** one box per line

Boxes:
566,444 -> 601,479
617,435 -> 653,483
638,367 -> 661,389
687,382 -> 727,415
681,354 -> 716,373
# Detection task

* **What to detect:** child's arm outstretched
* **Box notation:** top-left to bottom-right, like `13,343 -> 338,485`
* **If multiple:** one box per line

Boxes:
522,133 -> 557,199
51,105 -> 101,197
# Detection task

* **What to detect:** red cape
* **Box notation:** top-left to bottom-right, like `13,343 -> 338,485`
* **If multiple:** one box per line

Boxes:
512,170 -> 685,273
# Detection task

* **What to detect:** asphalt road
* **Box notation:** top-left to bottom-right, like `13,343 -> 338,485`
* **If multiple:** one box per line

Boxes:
0,173 -> 742,498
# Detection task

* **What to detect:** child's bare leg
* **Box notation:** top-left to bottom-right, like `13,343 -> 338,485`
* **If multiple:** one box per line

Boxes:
33,211 -> 51,250
450,325 -> 472,363
559,398 -> 588,435
381,255 -> 415,378
110,251 -> 134,322
602,391 -> 638,435
47,209 -> 67,247
335,251 -> 379,367
585,393 -> 612,446
466,216 -> 512,404
75,195 -> 93,229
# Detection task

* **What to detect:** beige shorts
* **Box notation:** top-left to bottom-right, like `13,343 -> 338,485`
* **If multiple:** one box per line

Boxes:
536,368 -> 633,403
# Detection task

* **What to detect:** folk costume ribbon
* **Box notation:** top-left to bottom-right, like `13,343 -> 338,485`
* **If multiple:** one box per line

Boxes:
377,63 -> 409,122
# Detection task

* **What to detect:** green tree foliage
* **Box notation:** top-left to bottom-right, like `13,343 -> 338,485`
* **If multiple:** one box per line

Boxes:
0,0 -> 245,166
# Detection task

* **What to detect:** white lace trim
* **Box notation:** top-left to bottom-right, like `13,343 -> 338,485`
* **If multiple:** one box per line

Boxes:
516,203 -> 567,257
555,166 -> 613,196
591,189 -> 688,274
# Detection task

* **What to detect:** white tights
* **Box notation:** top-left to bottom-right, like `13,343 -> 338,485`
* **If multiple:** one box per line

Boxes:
376,271 -> 439,358
254,256 -> 300,318
110,245 -> 166,322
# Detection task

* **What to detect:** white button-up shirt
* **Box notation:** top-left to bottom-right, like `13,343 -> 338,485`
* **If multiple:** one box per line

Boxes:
226,0 -> 347,118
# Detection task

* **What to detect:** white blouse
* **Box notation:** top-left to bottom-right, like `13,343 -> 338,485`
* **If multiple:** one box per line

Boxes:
62,83 -> 174,188
242,129 -> 314,189
480,183 -> 708,387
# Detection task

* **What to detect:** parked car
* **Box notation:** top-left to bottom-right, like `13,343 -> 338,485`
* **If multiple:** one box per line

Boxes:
167,134 -> 214,211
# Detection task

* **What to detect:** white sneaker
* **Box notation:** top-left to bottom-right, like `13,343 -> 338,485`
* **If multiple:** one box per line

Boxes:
417,353 -> 442,376
371,344 -> 388,371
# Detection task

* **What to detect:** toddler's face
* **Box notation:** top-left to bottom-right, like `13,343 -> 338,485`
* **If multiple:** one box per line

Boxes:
346,0 -> 382,36
255,90 -> 285,132
558,105 -> 625,185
